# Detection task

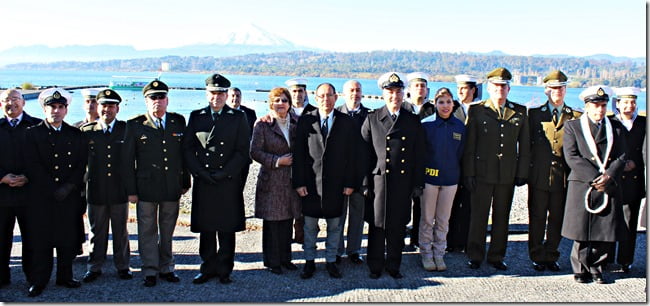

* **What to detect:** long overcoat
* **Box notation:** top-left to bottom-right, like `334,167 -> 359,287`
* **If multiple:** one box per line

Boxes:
360,105 -> 425,229
561,117 -> 627,242
183,105 -> 250,232
24,121 -> 87,247
81,120 -> 127,206
250,113 -> 301,221
292,109 -> 358,219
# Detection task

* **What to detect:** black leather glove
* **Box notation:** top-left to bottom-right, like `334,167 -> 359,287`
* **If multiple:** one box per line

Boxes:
514,177 -> 527,187
210,170 -> 228,181
463,176 -> 476,192
410,186 -> 423,198
198,171 -> 217,185
53,183 -> 76,202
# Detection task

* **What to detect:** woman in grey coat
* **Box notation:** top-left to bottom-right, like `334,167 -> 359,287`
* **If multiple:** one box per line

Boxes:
250,87 -> 301,274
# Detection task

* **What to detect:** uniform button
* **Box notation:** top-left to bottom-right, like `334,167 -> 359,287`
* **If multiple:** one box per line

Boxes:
164,166 -> 169,170
54,166 -> 59,170
591,157 -> 595,160
206,153 -> 210,156
386,169 -> 390,173
622,175 -> 626,179
401,159 -> 405,163
501,124 -> 504,127
401,136 -> 406,140
220,142 -> 224,145
386,147 -> 390,151
386,159 -> 390,163
500,134 -> 504,137
386,136 -> 391,140
54,154 -> 58,158
69,164 -> 72,168
163,149 -> 167,152
220,153 -> 224,157
162,140 -> 166,144
219,166 -> 223,169
400,170 -> 405,174
401,148 -> 405,151
205,164 -> 209,168
500,144 -> 504,147
552,151 -> 556,154
54,177 -> 59,182
107,163 -> 111,168
107,154 -> 111,158
164,158 -> 168,161
107,145 -> 111,149
634,176 -> 638,179
107,173 -> 112,177
551,161 -> 557,165
68,152 -> 71,155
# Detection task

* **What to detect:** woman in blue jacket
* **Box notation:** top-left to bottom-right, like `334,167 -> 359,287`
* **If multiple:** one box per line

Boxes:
419,88 -> 466,271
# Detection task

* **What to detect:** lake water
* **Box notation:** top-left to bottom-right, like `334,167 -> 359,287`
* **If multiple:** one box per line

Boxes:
0,69 -> 646,124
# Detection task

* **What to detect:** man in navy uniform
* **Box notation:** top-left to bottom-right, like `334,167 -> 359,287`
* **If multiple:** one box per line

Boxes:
361,72 -> 425,279
463,67 -> 530,271
561,85 -> 627,284
0,89 -> 41,289
607,86 -> 646,273
80,89 -> 132,283
122,80 -> 191,287
73,88 -> 100,128
183,73 -> 250,285
335,80 -> 370,265
24,88 -> 87,296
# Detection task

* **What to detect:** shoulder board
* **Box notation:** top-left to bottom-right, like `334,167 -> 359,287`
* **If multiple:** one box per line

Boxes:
368,109 -> 375,113
79,122 -> 98,131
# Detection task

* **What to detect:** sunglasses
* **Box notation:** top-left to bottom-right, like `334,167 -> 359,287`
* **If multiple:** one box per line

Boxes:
147,94 -> 167,100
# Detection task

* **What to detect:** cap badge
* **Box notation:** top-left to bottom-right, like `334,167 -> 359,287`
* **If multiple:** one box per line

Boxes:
597,88 -> 605,96
153,81 -> 159,87
53,91 -> 61,99
389,74 -> 399,83
105,90 -> 111,96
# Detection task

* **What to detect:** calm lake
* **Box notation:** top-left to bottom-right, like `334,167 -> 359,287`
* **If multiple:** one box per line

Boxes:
0,70 -> 645,124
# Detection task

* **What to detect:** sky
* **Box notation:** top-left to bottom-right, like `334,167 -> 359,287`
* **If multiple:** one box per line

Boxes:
2,0 -> 646,58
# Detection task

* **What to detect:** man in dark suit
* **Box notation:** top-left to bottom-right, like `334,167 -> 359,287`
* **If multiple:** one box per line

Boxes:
463,67 -> 530,271
334,80 -> 370,265
361,72 -> 425,279
227,87 -> 256,194
183,74 -> 250,285
527,70 -> 582,272
122,80 -> 191,287
0,89 -> 41,289
293,82 -> 357,279
561,85 -> 627,284
24,88 -> 87,297
607,86 -> 646,273
80,89 -> 132,283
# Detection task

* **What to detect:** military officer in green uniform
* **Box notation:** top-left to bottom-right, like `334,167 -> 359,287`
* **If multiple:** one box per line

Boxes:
80,89 -> 133,283
463,67 -> 530,271
122,80 -> 191,287
527,70 -> 582,272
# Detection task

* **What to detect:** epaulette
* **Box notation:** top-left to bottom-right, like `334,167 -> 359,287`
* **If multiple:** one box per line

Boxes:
368,109 -> 376,113
79,121 -> 98,131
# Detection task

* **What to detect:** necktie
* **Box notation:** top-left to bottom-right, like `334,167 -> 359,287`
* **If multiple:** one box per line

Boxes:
9,118 -> 18,127
552,109 -> 558,125
391,113 -> 397,121
321,118 -> 328,139
157,118 -> 164,130
212,112 -> 219,121
105,128 -> 111,136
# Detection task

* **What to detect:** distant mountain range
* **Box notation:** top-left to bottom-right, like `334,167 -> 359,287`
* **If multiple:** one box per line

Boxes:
0,23 -> 644,67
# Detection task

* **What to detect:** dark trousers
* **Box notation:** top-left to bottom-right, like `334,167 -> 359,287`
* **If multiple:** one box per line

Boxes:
409,196 -> 421,246
447,183 -> 471,249
366,224 -> 405,274
262,219 -> 292,268
30,245 -> 76,286
0,206 -> 31,283
467,182 -> 515,263
199,231 -> 235,278
571,240 -> 613,275
610,198 -> 642,265
292,217 -> 304,244
527,187 -> 566,263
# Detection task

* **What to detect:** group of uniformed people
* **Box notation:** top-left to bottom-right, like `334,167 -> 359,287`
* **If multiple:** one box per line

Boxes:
0,67 -> 644,297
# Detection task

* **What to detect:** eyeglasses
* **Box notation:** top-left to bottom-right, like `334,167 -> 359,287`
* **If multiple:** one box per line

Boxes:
272,98 -> 289,103
147,94 -> 167,100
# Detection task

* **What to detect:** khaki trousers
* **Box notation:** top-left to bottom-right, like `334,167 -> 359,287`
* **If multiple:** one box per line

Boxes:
419,184 -> 457,258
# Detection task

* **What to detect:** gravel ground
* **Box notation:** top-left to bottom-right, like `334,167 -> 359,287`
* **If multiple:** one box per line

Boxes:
2,162 -> 646,302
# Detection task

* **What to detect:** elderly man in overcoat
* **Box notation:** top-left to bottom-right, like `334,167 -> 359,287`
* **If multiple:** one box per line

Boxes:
561,85 -> 627,284
293,82 -> 358,279
361,72 -> 425,279
183,73 -> 250,285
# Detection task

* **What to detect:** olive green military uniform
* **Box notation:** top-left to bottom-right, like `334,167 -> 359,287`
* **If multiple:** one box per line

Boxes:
528,102 -> 581,264
462,98 -> 530,264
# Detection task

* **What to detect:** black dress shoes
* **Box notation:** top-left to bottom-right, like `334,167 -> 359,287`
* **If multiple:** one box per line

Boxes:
117,269 -> 133,280
269,267 -> 283,275
490,261 -> 508,271
467,260 -> 481,269
56,279 -> 81,288
143,276 -> 157,287
28,284 -> 45,297
545,262 -> 560,272
369,272 -> 381,279
386,269 -> 403,279
532,262 -> 546,271
621,264 -> 631,273
282,262 -> 298,270
591,273 -> 607,284
159,272 -> 180,283
193,273 -> 216,284
82,271 -> 102,283
573,273 -> 591,283
219,276 -> 233,284
349,253 -> 364,264
326,262 -> 342,278
300,260 -> 315,279
335,255 -> 342,264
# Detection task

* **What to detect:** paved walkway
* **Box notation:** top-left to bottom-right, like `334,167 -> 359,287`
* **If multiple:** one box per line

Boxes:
0,212 -> 646,302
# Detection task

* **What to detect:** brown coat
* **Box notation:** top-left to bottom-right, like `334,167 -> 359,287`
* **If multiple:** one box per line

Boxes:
250,114 -> 301,221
